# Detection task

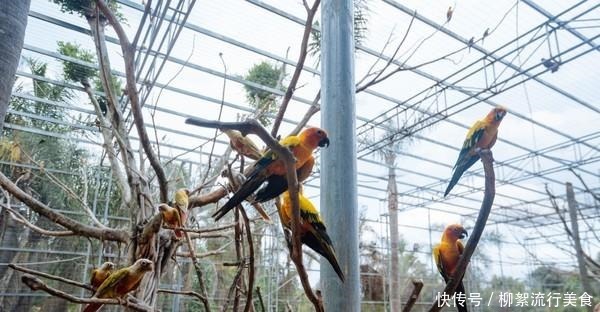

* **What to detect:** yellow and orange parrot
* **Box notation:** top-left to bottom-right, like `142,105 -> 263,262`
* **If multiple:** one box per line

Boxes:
159,204 -> 183,238
173,188 -> 189,238
444,106 -> 507,197
254,154 -> 315,202
213,127 -> 329,221
279,188 -> 344,281
90,262 -> 115,289
83,259 -> 154,312
223,129 -> 262,160
433,224 -> 469,312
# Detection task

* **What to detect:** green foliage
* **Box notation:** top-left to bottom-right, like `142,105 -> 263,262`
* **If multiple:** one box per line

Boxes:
57,41 -> 97,83
93,73 -> 122,115
243,61 -> 283,126
51,0 -> 124,21
7,58 -> 72,133
308,0 -> 369,62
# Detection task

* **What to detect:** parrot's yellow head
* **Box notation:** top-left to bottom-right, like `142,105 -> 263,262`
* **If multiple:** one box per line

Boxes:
158,204 -> 172,215
100,261 -> 115,271
133,259 -> 154,272
443,224 -> 468,240
488,106 -> 507,122
300,127 -> 330,149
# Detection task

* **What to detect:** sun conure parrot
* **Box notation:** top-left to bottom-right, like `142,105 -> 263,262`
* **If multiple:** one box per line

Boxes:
223,129 -> 262,160
279,188 -> 344,281
254,154 -> 315,203
173,188 -> 189,238
159,204 -> 183,238
83,258 -> 154,312
212,127 -> 329,221
433,224 -> 469,312
444,106 -> 507,197
90,262 -> 115,289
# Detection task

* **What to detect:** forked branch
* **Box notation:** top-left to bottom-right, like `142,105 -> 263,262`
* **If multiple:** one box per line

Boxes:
428,149 -> 495,312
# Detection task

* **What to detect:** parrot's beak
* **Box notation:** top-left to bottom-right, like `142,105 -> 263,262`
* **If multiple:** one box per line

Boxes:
318,137 -> 330,148
495,110 -> 506,121
459,229 -> 468,239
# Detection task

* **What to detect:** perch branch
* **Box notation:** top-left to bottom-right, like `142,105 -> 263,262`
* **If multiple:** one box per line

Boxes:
176,250 -> 226,258
97,0 -> 169,203
20,275 -> 153,311
239,205 -> 255,312
428,149 -> 495,312
0,171 -> 128,242
189,188 -> 228,210
183,231 -> 211,311
1,204 -> 74,237
402,279 -> 424,312
270,0 -> 321,137
158,288 -> 206,301
185,117 -> 320,310
9,264 -> 93,291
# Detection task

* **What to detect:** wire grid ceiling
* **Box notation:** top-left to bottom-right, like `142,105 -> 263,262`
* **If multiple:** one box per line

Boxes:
15,0 -> 600,281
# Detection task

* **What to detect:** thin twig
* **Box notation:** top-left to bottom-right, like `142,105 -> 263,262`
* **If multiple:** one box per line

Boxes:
239,205 -> 255,312
158,288 -> 206,301
97,0 -> 168,203
183,231 -> 211,311
428,149 -> 495,312
569,168 -> 600,203
0,171 -> 129,242
21,275 -> 153,311
185,118 -> 319,310
270,0 -> 321,137
9,264 -> 93,291
1,204 -> 74,237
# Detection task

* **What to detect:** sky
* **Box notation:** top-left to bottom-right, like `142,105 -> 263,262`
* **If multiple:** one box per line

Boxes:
16,0 -> 600,286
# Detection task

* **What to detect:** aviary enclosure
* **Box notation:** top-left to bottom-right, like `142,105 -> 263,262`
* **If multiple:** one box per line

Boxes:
0,0 -> 598,311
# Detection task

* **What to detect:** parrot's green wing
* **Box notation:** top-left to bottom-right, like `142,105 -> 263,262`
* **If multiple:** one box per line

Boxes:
94,268 -> 128,297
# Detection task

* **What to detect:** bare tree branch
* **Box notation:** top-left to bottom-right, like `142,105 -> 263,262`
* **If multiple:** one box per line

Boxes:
185,117 -> 320,310
429,149 -> 495,312
402,279 -> 424,312
96,0 -> 168,203
183,231 -> 211,311
1,204 -> 74,237
9,264 -> 93,291
271,0 -> 321,137
158,288 -> 206,301
21,275 -> 153,312
0,171 -> 128,242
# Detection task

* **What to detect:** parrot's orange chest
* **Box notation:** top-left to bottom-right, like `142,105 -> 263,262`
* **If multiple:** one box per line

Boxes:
91,271 -> 111,288
439,241 -> 461,275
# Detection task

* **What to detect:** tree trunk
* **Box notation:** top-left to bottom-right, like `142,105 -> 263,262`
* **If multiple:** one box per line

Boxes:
566,182 -> 594,310
386,155 -> 401,312
0,0 -> 31,133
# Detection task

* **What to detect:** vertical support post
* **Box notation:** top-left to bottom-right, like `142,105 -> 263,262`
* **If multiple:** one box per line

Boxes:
566,182 -> 594,310
321,0 -> 360,310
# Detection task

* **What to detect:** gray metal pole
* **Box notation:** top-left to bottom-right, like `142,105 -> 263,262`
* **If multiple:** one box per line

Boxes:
321,0 -> 360,310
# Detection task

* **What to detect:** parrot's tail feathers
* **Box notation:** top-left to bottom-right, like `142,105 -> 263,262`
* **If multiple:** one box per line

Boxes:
83,303 -> 103,312
444,156 -> 479,197
255,175 -> 288,203
213,176 -> 264,221
304,231 -> 345,282
456,280 -> 468,312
